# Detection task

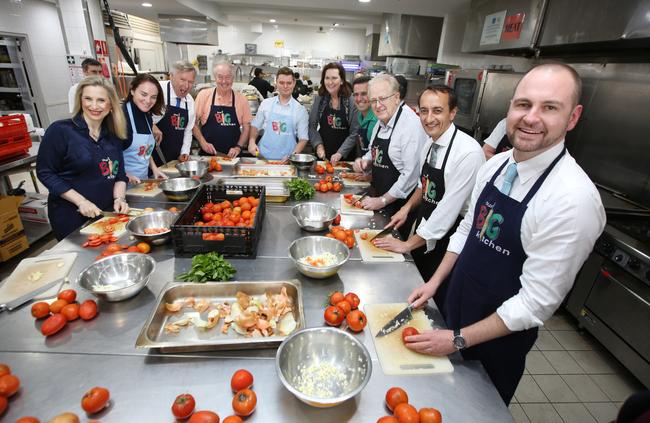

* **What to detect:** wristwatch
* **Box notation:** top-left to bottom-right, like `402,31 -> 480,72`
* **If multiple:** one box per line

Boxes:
452,329 -> 467,350
380,196 -> 387,206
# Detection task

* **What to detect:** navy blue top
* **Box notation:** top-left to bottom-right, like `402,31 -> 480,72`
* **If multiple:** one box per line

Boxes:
122,101 -> 153,150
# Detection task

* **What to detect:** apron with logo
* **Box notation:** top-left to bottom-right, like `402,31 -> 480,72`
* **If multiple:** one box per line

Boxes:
199,89 -> 241,155
259,97 -> 296,160
123,101 -> 155,180
152,82 -> 188,166
443,148 -> 566,404
319,99 -> 351,160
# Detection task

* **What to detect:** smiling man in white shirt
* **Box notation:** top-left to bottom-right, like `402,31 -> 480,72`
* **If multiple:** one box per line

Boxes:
406,63 -> 606,405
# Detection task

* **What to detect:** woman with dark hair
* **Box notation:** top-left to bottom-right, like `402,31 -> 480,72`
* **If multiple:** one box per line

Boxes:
309,62 -> 359,164
122,73 -> 167,183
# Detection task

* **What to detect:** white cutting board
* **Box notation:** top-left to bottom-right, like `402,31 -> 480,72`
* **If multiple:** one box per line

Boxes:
340,172 -> 371,187
365,303 -> 453,375
0,252 -> 77,304
159,160 -> 180,175
126,181 -> 163,197
316,161 -> 353,170
79,215 -> 130,237
340,195 -> 373,216
199,156 -> 240,165
354,230 -> 405,262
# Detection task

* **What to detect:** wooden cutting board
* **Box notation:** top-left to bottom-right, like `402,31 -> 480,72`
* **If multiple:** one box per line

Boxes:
159,160 -> 180,175
0,253 -> 77,304
340,195 -> 373,216
316,161 -> 353,170
126,181 -> 162,197
354,230 -> 405,262
365,303 -> 454,375
79,215 -> 130,237
200,156 -> 240,165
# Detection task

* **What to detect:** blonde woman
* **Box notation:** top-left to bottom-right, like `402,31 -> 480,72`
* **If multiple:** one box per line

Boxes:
37,76 -> 130,240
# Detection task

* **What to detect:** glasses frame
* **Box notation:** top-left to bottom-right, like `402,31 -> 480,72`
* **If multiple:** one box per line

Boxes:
369,92 -> 397,107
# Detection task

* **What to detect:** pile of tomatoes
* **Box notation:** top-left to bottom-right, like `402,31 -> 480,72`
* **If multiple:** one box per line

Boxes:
378,387 -> 442,423
208,158 -> 223,172
31,289 -> 98,337
325,226 -> 356,249
0,363 -> 21,418
314,175 -> 342,193
195,196 -> 259,228
315,162 -> 334,174
324,291 -> 367,332
92,241 -> 151,261
170,369 -> 256,422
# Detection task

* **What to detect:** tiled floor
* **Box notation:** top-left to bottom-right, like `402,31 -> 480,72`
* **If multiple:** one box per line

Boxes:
510,310 -> 646,423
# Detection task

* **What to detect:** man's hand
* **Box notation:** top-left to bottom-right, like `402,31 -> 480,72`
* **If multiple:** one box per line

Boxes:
372,236 -> 410,254
200,141 -> 217,156
152,125 -> 163,144
316,145 -> 326,160
353,158 -> 370,173
388,207 -> 409,229
178,154 -> 190,162
227,147 -> 241,158
403,329 -> 456,356
361,196 -> 384,211
113,198 -> 130,214
407,282 -> 438,309
152,168 -> 169,180
77,199 -> 102,218
330,152 -> 342,165
248,142 -> 260,157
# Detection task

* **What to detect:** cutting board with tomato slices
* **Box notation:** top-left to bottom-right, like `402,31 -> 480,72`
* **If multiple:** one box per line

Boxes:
365,303 -> 454,375
340,172 -> 371,187
126,181 -> 162,197
316,161 -> 353,170
79,214 -> 131,237
199,156 -> 240,165
340,195 -> 373,216
354,229 -> 405,262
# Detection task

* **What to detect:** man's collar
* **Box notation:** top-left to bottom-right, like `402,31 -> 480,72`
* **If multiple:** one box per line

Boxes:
379,108 -> 399,129
431,123 -> 456,147
508,141 -> 566,185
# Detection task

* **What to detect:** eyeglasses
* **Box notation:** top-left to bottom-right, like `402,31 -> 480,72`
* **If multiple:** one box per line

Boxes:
369,93 -> 397,107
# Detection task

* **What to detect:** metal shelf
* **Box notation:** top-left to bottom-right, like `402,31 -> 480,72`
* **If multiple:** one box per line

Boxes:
0,87 -> 20,93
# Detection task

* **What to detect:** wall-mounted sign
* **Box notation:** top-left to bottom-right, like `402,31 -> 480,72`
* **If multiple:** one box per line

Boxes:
274,40 -> 285,48
502,13 -> 525,41
480,10 -> 506,45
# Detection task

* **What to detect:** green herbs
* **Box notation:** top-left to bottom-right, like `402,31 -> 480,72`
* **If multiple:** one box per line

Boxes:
178,251 -> 236,283
286,177 -> 316,201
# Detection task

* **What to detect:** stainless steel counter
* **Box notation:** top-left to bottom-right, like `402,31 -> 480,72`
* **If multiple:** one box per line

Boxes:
0,170 -> 514,422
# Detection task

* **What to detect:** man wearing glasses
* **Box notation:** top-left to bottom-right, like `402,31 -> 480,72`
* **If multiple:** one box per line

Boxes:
193,61 -> 252,157
353,74 -> 428,239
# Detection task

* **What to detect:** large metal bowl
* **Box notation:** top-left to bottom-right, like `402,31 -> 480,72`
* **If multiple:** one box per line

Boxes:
289,153 -> 315,170
77,253 -> 156,302
288,236 -> 349,279
126,211 -> 175,245
276,327 -> 372,408
291,202 -> 338,232
159,177 -> 201,201
175,160 -> 208,178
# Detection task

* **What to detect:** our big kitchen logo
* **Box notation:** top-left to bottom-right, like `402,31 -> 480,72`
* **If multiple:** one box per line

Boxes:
422,175 -> 437,204
137,143 -> 154,157
327,113 -> 345,129
271,120 -> 288,134
371,146 -> 389,169
98,158 -> 119,179
215,111 -> 236,126
170,113 -> 186,130
474,201 -> 510,256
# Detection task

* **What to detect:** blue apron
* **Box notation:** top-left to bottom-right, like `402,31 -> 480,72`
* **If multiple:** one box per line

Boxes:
199,89 -> 241,155
123,101 -> 155,180
258,97 -> 296,160
152,82 -> 189,165
443,147 -> 566,405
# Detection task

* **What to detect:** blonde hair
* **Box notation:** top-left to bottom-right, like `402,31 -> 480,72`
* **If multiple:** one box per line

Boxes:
73,76 -> 128,140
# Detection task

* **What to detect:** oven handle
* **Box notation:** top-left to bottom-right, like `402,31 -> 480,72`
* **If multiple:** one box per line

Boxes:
599,268 -> 650,307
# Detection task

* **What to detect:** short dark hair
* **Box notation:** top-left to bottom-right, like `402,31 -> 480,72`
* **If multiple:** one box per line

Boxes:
519,62 -> 582,107
81,58 -> 101,71
277,67 -> 294,78
352,76 -> 372,87
418,84 -> 458,111
254,67 -> 263,77
125,73 -> 165,116
318,62 -> 351,98
395,75 -> 408,100
293,72 -> 300,78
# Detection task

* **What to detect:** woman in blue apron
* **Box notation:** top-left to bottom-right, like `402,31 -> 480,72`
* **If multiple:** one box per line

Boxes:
36,77 -> 130,240
152,81 -> 190,166
443,148 -> 567,404
258,97 -> 297,160
122,74 -> 165,183
199,89 -> 241,155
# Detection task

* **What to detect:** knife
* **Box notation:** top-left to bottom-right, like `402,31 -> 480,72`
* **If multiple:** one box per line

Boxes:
155,143 -> 167,166
375,303 -> 415,337
353,191 -> 369,206
0,278 -> 64,312
368,226 -> 394,242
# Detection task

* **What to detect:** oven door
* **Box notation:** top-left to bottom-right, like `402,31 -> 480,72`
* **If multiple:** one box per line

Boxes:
585,263 -> 650,360
446,69 -> 487,133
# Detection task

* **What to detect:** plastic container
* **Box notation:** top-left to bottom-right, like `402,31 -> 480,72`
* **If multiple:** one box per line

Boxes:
0,115 -> 31,161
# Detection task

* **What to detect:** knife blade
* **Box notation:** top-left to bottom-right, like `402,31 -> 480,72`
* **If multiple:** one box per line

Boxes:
353,191 -> 369,206
155,143 -> 167,165
375,303 -> 415,337
368,226 -> 394,242
0,278 -> 64,312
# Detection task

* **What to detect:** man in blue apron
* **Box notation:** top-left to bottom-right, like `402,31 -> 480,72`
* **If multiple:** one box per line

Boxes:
152,60 -> 196,165
405,64 -> 606,404
248,67 -> 309,161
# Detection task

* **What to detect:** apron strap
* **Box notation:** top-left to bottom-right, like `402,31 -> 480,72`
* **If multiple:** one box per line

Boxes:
489,158 -> 511,185
211,87 -> 217,107
440,127 -> 457,170
127,101 -> 152,135
521,147 -> 566,206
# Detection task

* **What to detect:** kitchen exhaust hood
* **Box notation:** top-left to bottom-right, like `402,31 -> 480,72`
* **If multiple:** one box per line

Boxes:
378,14 -> 444,58
159,14 -> 219,45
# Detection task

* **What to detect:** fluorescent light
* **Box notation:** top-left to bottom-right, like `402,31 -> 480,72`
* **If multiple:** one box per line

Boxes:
358,0 -> 371,2
269,18 -> 276,23
141,2 -> 152,7
333,23 -> 339,27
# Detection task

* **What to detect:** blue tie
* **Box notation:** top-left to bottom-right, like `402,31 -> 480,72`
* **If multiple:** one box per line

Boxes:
175,97 -> 181,108
500,163 -> 518,195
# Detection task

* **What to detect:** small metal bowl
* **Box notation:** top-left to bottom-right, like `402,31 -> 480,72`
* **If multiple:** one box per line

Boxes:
289,153 -> 316,170
77,253 -> 156,302
291,202 -> 338,232
159,177 -> 201,202
288,236 -> 349,279
276,327 -> 372,408
126,211 -> 175,245
175,160 -> 209,178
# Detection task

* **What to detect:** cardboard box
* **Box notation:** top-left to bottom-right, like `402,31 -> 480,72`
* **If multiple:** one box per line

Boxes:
19,193 -> 49,223
0,195 -> 24,241
0,230 -> 28,262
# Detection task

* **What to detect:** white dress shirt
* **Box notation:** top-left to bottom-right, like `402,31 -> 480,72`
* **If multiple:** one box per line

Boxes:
362,106 -> 428,199
484,117 -> 507,148
152,80 -> 196,155
251,96 -> 309,141
416,124 -> 485,252
448,141 -> 606,331
68,83 -> 79,114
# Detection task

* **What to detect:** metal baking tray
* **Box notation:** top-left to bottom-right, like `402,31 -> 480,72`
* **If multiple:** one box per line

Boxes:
219,177 -> 290,201
135,280 -> 305,352
233,163 -> 297,178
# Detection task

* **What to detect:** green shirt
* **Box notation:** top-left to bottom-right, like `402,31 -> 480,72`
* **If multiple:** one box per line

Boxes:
358,108 -> 378,143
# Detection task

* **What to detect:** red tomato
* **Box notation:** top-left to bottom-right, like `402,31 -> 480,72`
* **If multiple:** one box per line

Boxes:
335,300 -> 352,316
231,369 -> 254,392
41,313 -> 67,336
329,291 -> 345,306
81,386 -> 110,414
419,407 -> 442,423
57,289 -> 77,303
401,327 -> 419,343
49,299 -> 68,314
324,305 -> 346,327
0,364 -> 9,378
171,393 -> 195,419
232,389 -> 256,417
0,396 -> 6,416
0,374 -> 20,397
385,387 -> 409,412
15,417 -> 41,423
346,309 -> 367,332
222,416 -> 243,423
188,410 -> 220,423
203,212 -> 214,222
394,403 -> 419,423
333,214 -> 341,226
79,300 -> 98,320
344,292 -> 361,309
31,302 -> 50,319
61,303 -> 80,321
377,417 -> 399,423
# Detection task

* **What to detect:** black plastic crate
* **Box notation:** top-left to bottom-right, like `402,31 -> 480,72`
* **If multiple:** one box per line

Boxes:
171,184 -> 266,257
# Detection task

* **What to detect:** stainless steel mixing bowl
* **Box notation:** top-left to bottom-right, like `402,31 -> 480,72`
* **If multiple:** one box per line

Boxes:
275,327 -> 372,407
126,210 -> 175,245
291,202 -> 338,232
288,236 -> 349,279
289,153 -> 316,170
77,253 -> 156,302
159,177 -> 201,201
175,160 -> 209,178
